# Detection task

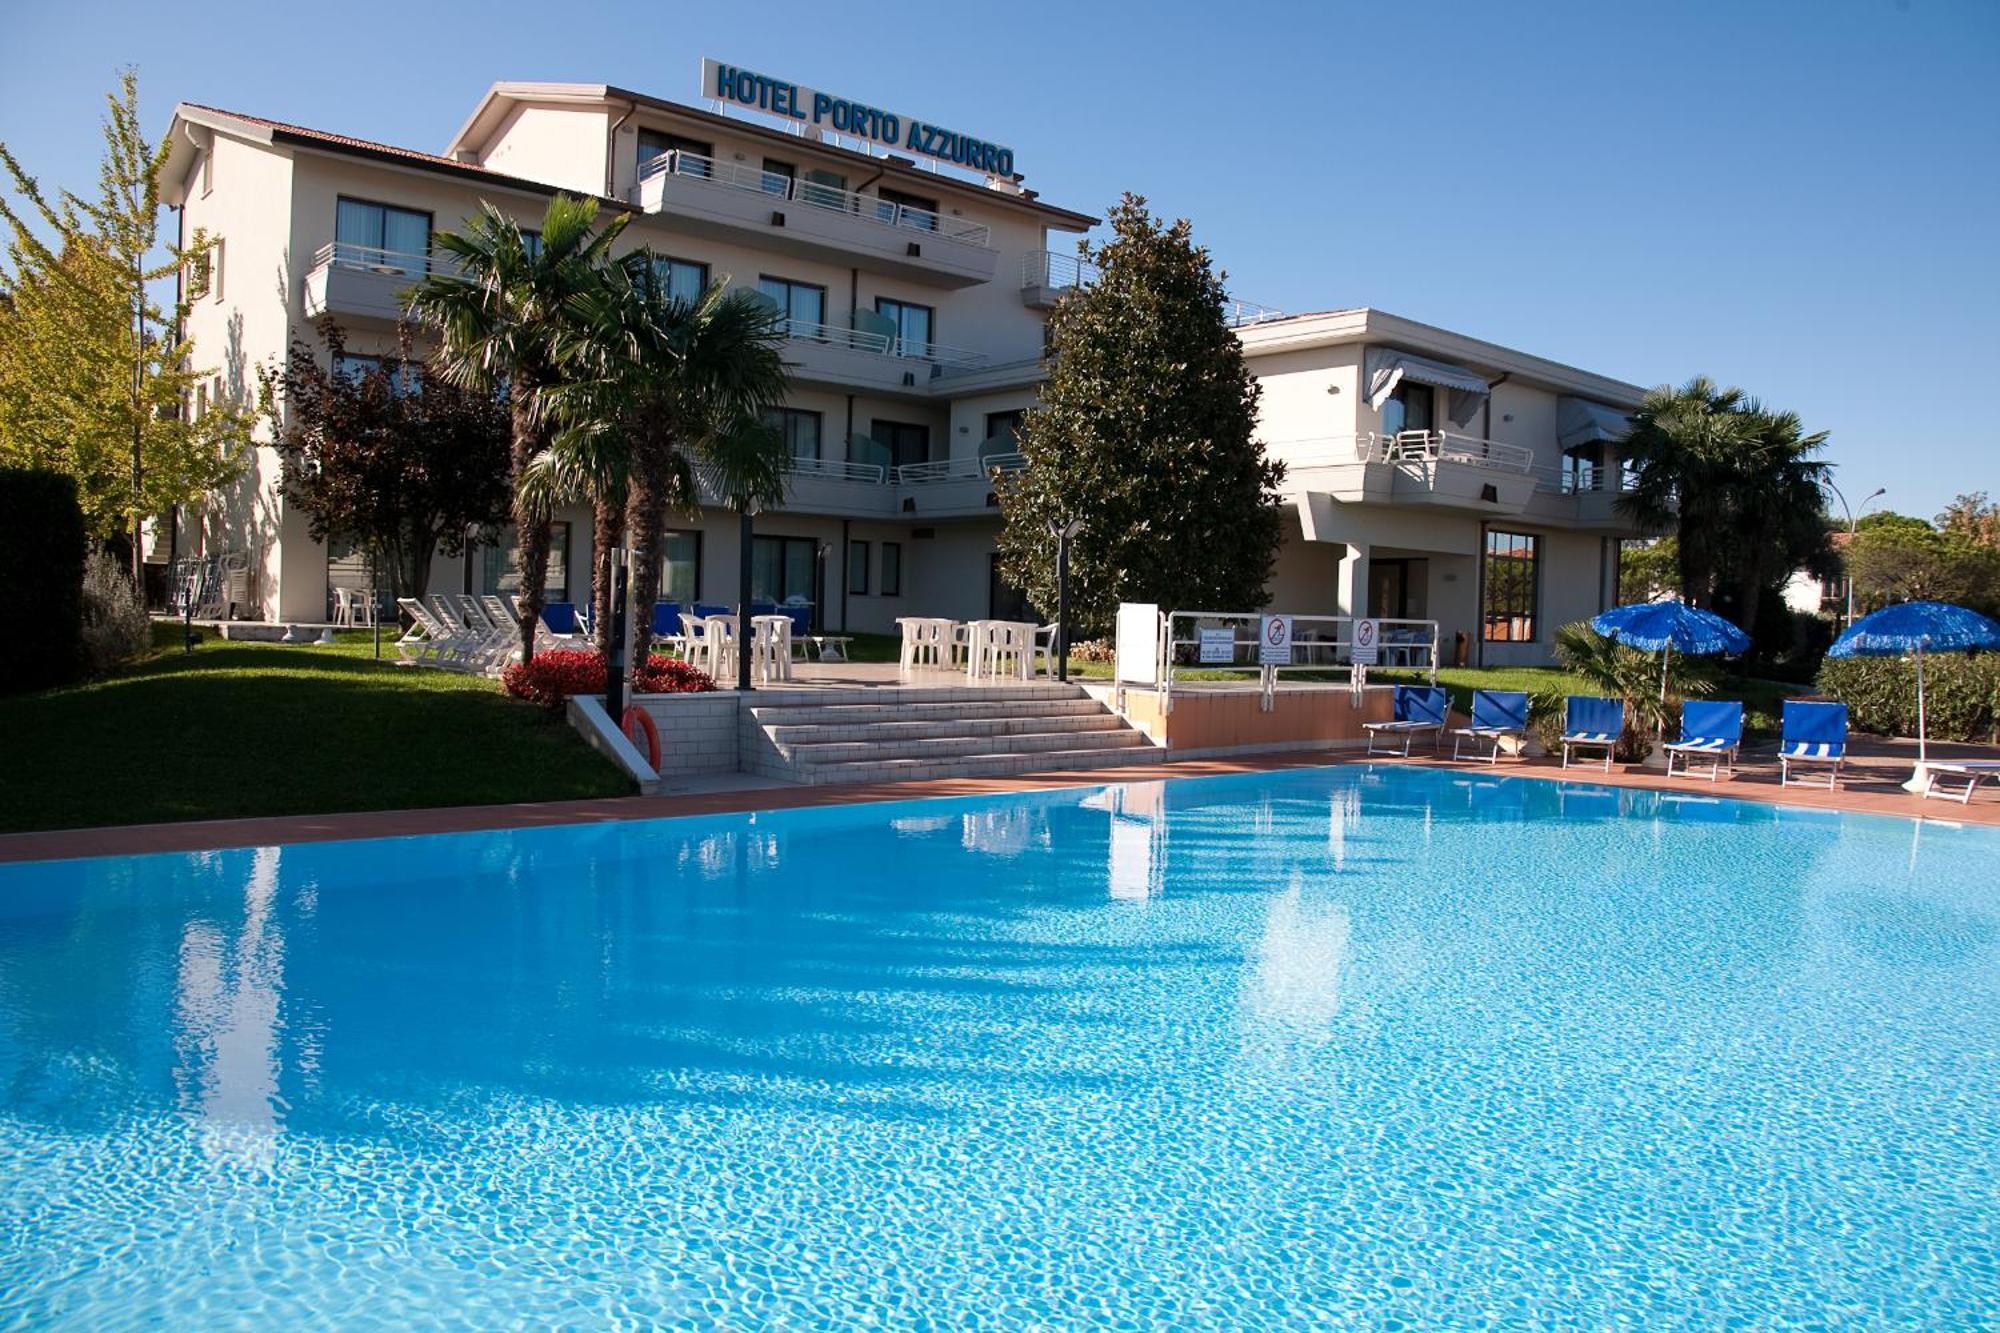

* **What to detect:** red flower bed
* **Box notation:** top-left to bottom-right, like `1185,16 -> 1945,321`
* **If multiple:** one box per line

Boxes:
502,649 -> 716,712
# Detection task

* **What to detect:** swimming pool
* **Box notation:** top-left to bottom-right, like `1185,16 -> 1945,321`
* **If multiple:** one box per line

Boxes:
2,765 -> 1996,1325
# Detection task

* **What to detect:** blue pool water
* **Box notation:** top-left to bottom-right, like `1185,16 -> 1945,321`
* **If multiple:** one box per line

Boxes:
2,765 -> 1997,1326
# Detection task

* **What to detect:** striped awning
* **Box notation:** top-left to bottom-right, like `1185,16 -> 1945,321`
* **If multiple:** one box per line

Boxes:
1364,348 -> 1490,409
1558,397 -> 1634,450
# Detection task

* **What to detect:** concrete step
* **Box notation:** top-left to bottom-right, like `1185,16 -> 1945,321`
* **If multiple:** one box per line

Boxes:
791,726 -> 1150,767
749,695 -> 1106,724
746,682 -> 1083,710
795,742 -> 1164,786
761,701 -> 1115,744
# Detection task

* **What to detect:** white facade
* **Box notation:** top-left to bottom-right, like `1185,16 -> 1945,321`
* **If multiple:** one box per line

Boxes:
160,76 -> 1650,663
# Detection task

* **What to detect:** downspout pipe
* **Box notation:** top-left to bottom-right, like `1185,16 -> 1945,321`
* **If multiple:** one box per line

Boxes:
605,100 -> 636,198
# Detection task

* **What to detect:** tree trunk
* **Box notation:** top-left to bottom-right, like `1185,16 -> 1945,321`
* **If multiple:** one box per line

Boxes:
591,498 -> 624,661
507,384 -> 551,663
625,469 -> 665,668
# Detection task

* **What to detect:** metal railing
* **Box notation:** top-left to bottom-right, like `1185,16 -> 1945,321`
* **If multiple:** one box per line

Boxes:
638,150 -> 994,247
774,316 -> 988,370
1153,610 -> 1439,713
1356,430 -> 1536,474
1019,250 -> 1283,326
890,452 -> 1026,485
309,242 -> 456,279
787,455 -> 886,484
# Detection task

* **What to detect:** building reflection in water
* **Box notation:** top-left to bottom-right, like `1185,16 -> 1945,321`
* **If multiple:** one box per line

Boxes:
171,845 -> 290,1167
1089,781 -> 1167,903
1247,871 -> 1352,1038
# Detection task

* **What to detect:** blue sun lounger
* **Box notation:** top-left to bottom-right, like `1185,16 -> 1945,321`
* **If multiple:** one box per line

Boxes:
1663,699 -> 1744,781
1364,685 -> 1449,756
1779,701 -> 1848,788
1452,689 -> 1529,764
1560,695 -> 1625,771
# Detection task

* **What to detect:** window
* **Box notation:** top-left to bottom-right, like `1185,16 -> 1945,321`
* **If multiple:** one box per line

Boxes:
984,409 -> 1025,446
876,298 -> 934,358
639,130 -> 713,177
764,407 -> 822,462
881,541 -> 903,596
208,239 -> 224,300
1482,530 -> 1539,642
877,186 -> 939,231
333,352 -> 415,395
798,167 -> 847,211
1381,381 -> 1435,436
990,555 -> 1033,621
662,530 -> 701,604
869,419 -> 931,471
187,248 -> 213,301
654,256 -> 709,304
474,522 -> 570,602
751,535 -> 817,604
847,539 -> 870,595
758,276 -> 825,337
520,228 -> 543,262
334,197 -> 432,270
199,148 -> 213,196
761,158 -> 795,196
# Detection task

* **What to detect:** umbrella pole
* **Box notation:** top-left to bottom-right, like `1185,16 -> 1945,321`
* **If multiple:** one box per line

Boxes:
1902,643 -> 1931,794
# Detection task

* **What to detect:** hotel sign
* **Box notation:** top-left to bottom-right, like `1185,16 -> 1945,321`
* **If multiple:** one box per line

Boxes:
701,58 -> 1017,178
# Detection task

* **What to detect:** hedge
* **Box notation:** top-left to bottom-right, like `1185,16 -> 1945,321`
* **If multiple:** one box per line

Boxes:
0,468 -> 86,694
1815,653 -> 2000,743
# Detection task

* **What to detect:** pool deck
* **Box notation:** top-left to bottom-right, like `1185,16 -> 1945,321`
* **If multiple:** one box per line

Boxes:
3,734 -> 1996,864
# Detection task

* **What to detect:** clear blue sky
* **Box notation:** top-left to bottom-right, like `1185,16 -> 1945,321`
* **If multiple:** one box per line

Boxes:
4,0 -> 1994,520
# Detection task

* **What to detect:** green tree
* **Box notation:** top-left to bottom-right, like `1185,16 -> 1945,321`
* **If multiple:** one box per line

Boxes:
548,254 -> 792,664
259,323 -> 513,607
1618,536 -> 1678,603
0,71 -> 250,570
1619,377 -> 1834,641
1848,511 -> 2000,616
407,194 -> 628,662
995,194 -> 1283,629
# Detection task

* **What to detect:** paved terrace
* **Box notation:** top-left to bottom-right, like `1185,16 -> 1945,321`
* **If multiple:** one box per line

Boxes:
2,733 -> 1993,864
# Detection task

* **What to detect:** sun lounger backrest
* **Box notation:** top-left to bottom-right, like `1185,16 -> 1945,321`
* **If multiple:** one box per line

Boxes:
1782,700 -> 1848,752
1471,689 -> 1529,732
541,602 -> 579,635
1395,686 -> 1448,726
1565,695 -> 1624,737
1680,699 -> 1744,744
651,602 -> 679,636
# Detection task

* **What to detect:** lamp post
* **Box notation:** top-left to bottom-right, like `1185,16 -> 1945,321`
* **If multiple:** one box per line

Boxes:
1824,481 -> 1886,627
1049,516 -> 1084,682
604,545 -> 629,719
736,499 -> 760,693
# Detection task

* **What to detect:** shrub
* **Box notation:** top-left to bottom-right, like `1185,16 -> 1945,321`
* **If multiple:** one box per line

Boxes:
1069,637 -> 1114,664
79,549 -> 153,676
1816,653 -> 2000,743
502,649 -> 716,712
0,468 -> 86,693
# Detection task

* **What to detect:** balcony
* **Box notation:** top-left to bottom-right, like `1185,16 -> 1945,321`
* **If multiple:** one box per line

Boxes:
775,318 -> 991,397
1020,251 -> 1287,326
301,243 -> 450,323
696,448 -> 1027,520
1526,463 -> 1648,531
633,152 -> 999,289
1272,431 -> 1539,514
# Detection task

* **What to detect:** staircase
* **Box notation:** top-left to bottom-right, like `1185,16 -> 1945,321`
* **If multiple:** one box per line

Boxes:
742,683 -> 1158,785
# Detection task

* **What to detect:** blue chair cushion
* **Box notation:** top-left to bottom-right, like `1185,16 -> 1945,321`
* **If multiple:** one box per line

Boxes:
1564,695 -> 1624,740
1677,699 -> 1744,746
1469,690 -> 1530,732
1782,700 -> 1849,753
539,602 -> 578,635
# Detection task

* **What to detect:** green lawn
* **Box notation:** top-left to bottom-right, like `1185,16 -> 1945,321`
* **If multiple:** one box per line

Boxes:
0,625 -> 631,835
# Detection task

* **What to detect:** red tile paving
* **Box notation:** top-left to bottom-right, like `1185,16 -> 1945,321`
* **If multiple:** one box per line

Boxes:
2,738 -> 1994,865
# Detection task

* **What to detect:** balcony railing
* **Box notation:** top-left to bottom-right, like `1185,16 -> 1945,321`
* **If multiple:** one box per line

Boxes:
1357,430 -> 1535,474
788,456 -> 886,484
891,452 -> 1026,485
309,241 -> 456,280
1020,250 -> 1283,326
639,150 -> 993,247
775,317 -> 989,371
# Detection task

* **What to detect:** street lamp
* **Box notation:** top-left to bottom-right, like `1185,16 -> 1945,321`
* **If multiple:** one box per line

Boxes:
1048,516 -> 1084,682
1824,480 -> 1886,626
736,497 -> 762,693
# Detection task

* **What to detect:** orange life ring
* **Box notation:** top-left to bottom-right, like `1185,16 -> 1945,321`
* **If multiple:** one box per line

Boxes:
621,705 -> 661,771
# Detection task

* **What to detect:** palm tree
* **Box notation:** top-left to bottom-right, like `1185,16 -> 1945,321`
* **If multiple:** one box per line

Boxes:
1619,376 -> 1833,642
407,194 -> 629,662
515,431 -> 630,661
560,252 -> 792,666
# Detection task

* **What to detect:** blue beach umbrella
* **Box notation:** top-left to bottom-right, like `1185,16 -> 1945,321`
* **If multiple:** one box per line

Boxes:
1591,599 -> 1752,710
1828,600 -> 2000,782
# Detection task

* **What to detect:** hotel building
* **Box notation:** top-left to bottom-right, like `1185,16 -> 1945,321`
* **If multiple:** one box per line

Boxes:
159,67 -> 1648,666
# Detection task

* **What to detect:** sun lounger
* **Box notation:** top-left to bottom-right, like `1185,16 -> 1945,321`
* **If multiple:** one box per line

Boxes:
1663,700 -> 1744,781
1779,701 -> 1848,788
1452,689 -> 1529,764
1364,685 -> 1449,756
1920,760 -> 2000,804
1560,695 -> 1625,771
